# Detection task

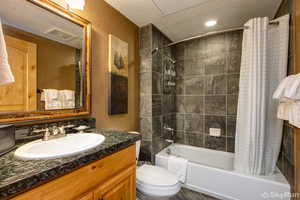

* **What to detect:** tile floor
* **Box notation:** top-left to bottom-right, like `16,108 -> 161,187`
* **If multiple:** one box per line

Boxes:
137,188 -> 220,200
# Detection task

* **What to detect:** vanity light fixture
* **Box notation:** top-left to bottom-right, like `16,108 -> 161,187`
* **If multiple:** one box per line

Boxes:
65,0 -> 85,10
205,20 -> 217,27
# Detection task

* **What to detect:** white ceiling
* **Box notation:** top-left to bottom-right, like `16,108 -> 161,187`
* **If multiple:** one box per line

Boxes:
0,0 -> 83,49
104,0 -> 283,42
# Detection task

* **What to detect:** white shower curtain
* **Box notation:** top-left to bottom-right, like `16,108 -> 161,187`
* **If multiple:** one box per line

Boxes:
234,15 -> 290,176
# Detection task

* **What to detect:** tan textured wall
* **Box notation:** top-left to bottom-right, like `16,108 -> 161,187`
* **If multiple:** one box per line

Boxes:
71,0 -> 139,131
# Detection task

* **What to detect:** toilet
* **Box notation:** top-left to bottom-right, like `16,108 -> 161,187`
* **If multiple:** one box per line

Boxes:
135,139 -> 181,196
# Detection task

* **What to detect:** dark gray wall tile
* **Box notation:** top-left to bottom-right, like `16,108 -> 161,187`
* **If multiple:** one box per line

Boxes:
204,55 -> 226,75
227,74 -> 239,94
205,96 -> 226,115
227,51 -> 241,74
205,135 -> 226,151
227,137 -> 235,153
176,114 -> 185,131
176,78 -> 184,95
139,25 -> 152,50
175,60 -> 184,79
152,95 -> 162,116
176,96 -> 185,113
152,72 -> 162,94
185,76 -> 205,95
188,133 -> 204,147
184,114 -> 204,133
185,96 -> 204,113
227,95 -> 238,115
140,95 -> 152,117
184,58 -> 205,76
140,117 -> 152,140
175,131 -> 189,145
227,116 -> 236,137
152,116 -> 162,137
205,33 -> 226,55
225,31 -> 243,51
140,72 -> 152,94
205,115 -> 226,136
205,75 -> 227,95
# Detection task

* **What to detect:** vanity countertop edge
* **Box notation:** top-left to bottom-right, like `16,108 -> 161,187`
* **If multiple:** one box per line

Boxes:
0,129 -> 141,200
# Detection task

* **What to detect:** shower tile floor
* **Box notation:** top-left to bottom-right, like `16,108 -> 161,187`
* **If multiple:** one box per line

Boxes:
137,188 -> 220,200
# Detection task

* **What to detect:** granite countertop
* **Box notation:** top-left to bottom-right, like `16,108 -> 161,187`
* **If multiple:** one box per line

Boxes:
0,129 -> 141,200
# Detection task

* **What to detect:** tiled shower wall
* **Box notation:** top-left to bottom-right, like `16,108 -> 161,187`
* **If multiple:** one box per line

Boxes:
172,30 -> 243,152
275,0 -> 295,191
139,24 -> 175,162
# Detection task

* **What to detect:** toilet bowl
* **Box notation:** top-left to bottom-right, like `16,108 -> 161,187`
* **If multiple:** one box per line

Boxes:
136,164 -> 181,196
131,134 -> 181,197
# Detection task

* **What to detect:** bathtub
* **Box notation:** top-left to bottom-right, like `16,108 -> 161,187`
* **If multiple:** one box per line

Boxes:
155,144 -> 291,200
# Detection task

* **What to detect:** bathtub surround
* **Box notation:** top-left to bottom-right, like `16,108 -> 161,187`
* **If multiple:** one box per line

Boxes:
172,30 -> 242,153
139,24 -> 176,162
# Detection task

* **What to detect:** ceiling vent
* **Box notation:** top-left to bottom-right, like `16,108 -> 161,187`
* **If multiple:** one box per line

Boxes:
152,0 -> 209,15
45,28 -> 76,41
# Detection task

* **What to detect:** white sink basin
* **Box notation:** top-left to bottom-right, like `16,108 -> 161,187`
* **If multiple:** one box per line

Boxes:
14,133 -> 105,160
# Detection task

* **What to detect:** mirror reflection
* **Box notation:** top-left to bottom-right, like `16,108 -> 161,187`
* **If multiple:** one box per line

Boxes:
0,0 -> 84,112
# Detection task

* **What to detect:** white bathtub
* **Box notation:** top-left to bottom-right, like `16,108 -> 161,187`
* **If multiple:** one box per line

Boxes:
155,144 -> 291,200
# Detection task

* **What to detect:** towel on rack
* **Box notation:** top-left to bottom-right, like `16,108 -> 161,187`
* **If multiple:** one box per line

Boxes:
289,102 -> 300,128
284,74 -> 300,99
0,19 -> 14,85
60,90 -> 75,109
42,89 -> 62,110
167,155 -> 188,183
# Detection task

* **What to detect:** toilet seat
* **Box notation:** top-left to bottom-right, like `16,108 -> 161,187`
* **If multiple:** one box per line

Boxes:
136,164 -> 181,196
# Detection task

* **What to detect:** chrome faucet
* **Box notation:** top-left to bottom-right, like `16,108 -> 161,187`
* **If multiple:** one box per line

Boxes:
32,126 -> 66,141
164,125 -> 175,140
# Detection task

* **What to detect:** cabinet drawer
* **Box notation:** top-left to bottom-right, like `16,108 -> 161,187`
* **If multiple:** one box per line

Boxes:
12,145 -> 136,200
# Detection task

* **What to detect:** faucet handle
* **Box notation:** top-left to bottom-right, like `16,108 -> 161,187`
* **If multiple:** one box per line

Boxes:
43,128 -> 51,141
58,126 -> 66,135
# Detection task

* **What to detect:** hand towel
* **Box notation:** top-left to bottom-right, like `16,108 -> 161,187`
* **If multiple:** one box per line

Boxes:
273,75 -> 295,99
60,90 -> 75,109
0,19 -> 14,85
167,155 -> 188,183
284,74 -> 300,99
277,101 -> 291,120
289,102 -> 300,128
43,89 -> 62,110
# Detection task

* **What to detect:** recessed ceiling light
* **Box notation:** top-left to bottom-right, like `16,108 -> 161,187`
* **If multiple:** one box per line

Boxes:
205,20 -> 217,27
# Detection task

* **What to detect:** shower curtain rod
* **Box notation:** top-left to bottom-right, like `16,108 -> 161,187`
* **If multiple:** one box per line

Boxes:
166,21 -> 280,47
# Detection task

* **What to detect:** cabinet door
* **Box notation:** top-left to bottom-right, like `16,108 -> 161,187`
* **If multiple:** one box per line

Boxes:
94,165 -> 136,200
77,192 -> 93,200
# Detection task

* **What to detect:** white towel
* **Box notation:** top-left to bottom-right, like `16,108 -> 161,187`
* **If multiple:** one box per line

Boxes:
60,90 -> 75,109
0,19 -> 14,85
284,74 -> 300,99
273,75 -> 296,99
289,102 -> 300,128
43,89 -> 62,110
277,101 -> 292,120
167,155 -> 188,183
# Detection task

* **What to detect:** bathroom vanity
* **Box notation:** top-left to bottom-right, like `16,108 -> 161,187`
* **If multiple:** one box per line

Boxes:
0,129 -> 140,200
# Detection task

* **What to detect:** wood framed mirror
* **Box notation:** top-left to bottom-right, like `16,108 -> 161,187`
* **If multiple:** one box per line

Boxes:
0,0 -> 91,123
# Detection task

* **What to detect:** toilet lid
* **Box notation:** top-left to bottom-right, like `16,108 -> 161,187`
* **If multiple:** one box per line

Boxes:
137,164 -> 178,186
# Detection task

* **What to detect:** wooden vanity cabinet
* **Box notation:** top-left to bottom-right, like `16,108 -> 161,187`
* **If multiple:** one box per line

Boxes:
12,145 -> 136,200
